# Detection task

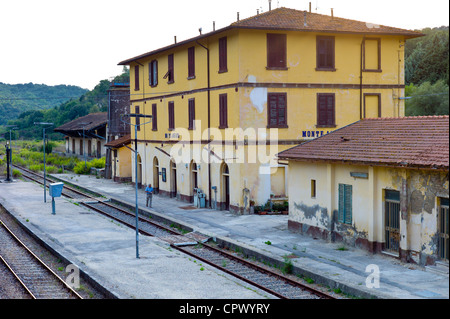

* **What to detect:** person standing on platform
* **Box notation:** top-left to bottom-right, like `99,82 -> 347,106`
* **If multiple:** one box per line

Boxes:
145,184 -> 154,208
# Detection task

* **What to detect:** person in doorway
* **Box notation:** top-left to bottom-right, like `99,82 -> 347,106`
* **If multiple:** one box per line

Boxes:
145,184 -> 154,208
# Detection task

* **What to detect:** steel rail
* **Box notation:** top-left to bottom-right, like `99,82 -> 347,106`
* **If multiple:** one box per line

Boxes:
13,164 -> 335,299
0,217 -> 83,299
202,242 -> 335,299
0,255 -> 36,299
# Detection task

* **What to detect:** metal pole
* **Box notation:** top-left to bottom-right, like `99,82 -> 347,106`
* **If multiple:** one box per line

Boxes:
43,127 -> 46,203
134,124 -> 139,259
83,127 -> 87,169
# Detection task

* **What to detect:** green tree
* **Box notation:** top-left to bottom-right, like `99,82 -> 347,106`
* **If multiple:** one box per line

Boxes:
405,80 -> 449,116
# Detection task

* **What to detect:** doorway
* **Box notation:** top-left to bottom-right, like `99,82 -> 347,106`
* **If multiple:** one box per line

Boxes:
439,198 -> 449,262
222,163 -> 230,211
190,161 -> 198,202
137,154 -> 142,189
384,190 -> 400,254
170,160 -> 177,198
153,157 -> 160,194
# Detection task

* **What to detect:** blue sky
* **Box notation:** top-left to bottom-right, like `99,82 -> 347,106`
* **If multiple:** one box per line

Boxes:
0,0 -> 448,90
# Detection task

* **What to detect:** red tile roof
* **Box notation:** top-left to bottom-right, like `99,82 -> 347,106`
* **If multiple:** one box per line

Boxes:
54,113 -> 107,135
277,116 -> 449,170
232,7 -> 423,38
104,134 -> 131,148
119,7 -> 422,65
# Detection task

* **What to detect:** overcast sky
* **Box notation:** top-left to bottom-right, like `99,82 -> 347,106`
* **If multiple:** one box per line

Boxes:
0,0 -> 448,90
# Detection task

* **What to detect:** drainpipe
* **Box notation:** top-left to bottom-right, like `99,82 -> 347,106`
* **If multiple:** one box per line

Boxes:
360,37 -> 365,119
196,40 -> 212,208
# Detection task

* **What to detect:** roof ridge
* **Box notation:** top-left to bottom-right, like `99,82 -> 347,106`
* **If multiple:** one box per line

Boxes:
362,115 -> 449,121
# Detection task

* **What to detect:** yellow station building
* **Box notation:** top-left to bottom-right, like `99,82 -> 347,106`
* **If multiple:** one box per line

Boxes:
118,7 -> 422,213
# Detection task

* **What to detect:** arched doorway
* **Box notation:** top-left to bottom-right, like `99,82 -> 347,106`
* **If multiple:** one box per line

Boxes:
190,160 -> 199,203
153,157 -> 160,194
221,163 -> 230,211
137,154 -> 142,189
170,159 -> 177,198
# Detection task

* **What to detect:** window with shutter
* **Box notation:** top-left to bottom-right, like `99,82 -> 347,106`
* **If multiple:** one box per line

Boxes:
219,37 -> 228,73
188,47 -> 195,79
316,36 -> 335,70
338,184 -> 352,224
149,60 -> 158,87
167,54 -> 174,84
267,93 -> 288,128
219,94 -> 228,128
317,94 -> 335,127
134,65 -> 140,91
267,34 -> 287,69
188,98 -> 195,130
168,102 -> 175,130
152,104 -> 157,131
135,105 -> 140,131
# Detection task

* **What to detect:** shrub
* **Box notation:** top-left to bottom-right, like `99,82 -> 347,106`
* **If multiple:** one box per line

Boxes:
29,164 -> 42,172
12,169 -> 22,178
89,157 -> 105,169
73,161 -> 92,174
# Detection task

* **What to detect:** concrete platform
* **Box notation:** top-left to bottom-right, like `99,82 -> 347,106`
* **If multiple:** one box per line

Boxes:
0,180 -> 273,299
1,174 -> 449,299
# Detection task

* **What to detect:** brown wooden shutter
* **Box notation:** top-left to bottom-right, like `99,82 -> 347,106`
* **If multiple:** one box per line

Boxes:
188,47 -> 195,78
168,101 -> 175,130
168,54 -> 174,83
317,36 -> 335,69
188,98 -> 195,129
268,93 -> 287,127
317,94 -> 335,126
219,94 -> 228,128
135,105 -> 140,131
267,34 -> 287,68
134,65 -> 140,91
152,103 -> 157,131
219,37 -> 227,72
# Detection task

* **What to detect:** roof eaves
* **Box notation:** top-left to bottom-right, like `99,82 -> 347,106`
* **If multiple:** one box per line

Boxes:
118,26 -> 234,65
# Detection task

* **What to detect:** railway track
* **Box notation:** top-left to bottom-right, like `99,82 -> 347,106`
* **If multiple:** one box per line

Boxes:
0,217 -> 82,299
12,164 -> 336,299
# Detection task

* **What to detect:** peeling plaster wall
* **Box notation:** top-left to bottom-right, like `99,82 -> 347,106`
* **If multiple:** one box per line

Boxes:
287,161 -> 449,264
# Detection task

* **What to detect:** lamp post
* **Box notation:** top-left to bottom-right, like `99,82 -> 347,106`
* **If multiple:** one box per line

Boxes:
120,113 -> 152,259
34,122 -> 54,203
4,125 -> 18,181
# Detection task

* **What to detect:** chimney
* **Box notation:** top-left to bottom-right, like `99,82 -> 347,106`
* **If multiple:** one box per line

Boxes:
174,36 -> 177,43
257,9 -> 259,15
199,28 -> 202,35
309,2 -> 311,13
237,12 -> 240,21
269,0 -> 272,11
213,21 -> 215,31
331,8 -> 334,19
304,11 -> 307,27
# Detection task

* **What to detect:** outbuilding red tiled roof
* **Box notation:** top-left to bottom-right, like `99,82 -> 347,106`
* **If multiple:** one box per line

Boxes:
104,134 -> 131,148
232,7 -> 423,38
277,116 -> 449,170
54,112 -> 107,133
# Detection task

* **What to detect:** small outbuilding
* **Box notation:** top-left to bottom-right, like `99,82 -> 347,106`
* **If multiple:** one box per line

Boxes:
277,116 -> 449,266
54,112 -> 107,158
104,134 -> 132,182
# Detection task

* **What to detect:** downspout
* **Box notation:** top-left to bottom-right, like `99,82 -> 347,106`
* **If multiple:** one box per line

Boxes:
196,40 -> 212,208
360,36 -> 365,119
